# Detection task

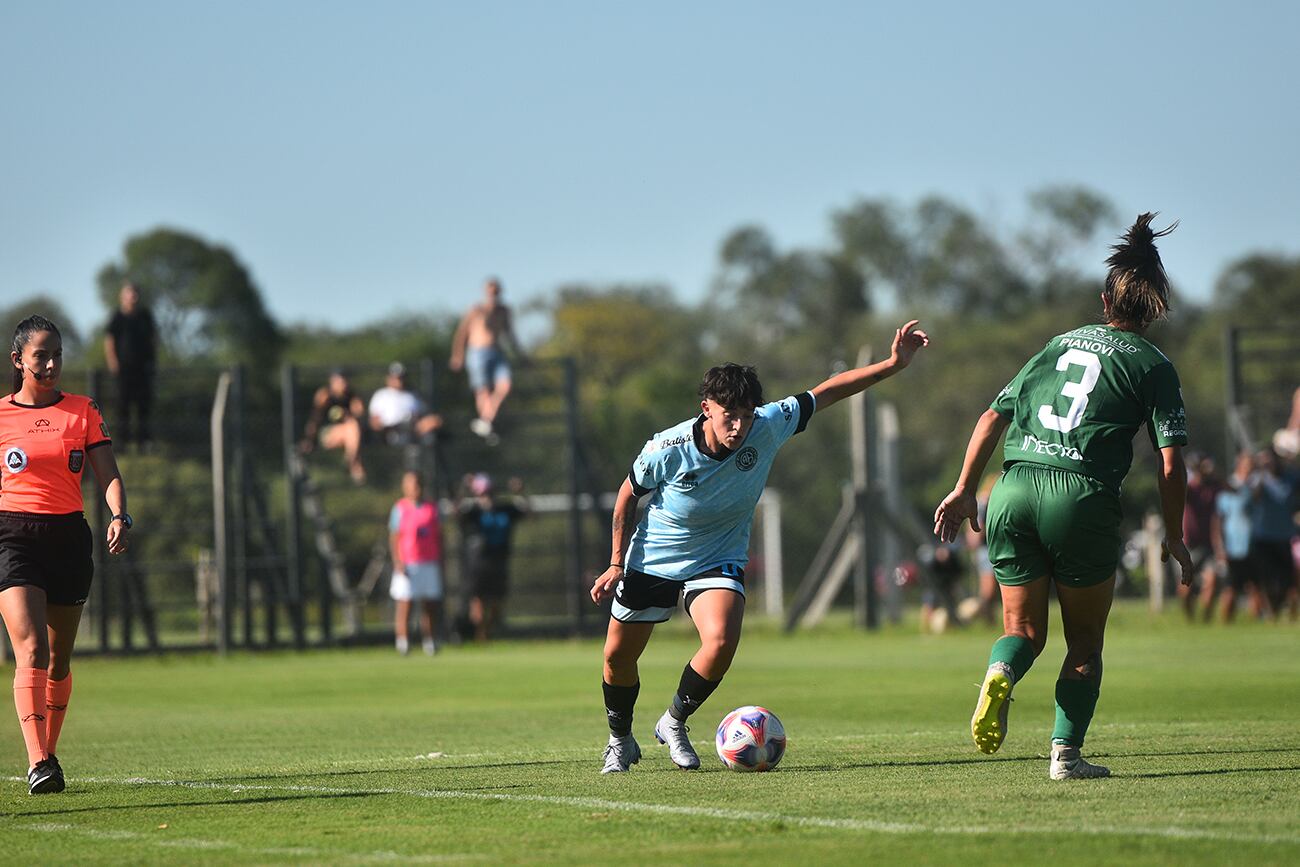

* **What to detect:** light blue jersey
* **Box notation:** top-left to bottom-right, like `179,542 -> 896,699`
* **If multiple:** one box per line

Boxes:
626,392 -> 814,580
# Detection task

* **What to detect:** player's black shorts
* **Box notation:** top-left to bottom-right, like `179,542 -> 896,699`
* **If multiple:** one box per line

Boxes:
611,565 -> 746,624
1251,539 -> 1297,595
467,552 -> 510,600
1223,557 -> 1252,592
0,511 -> 95,606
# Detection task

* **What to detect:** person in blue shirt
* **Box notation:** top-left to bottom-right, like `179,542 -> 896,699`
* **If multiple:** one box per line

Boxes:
590,320 -> 929,773
1212,452 -> 1258,622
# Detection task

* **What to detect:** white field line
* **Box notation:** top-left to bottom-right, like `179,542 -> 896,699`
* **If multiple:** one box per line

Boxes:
16,821 -> 484,864
61,774 -> 1300,848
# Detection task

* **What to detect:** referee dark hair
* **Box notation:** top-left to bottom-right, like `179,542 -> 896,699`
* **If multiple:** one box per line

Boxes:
3,314 -> 131,794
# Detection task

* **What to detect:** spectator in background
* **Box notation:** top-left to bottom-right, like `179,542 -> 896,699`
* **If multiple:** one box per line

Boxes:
368,362 -> 442,446
920,541 -> 964,633
1213,452 -> 1259,622
103,282 -> 158,451
1177,452 -> 1223,621
458,473 -> 527,642
1271,386 -> 1300,460
1246,447 -> 1299,619
389,471 -> 444,656
962,475 -> 999,626
449,278 -> 523,442
300,368 -> 367,484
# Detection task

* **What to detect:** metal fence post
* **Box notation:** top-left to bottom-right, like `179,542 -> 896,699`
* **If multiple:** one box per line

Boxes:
563,358 -> 586,634
232,365 -> 252,648
280,364 -> 306,645
89,368 -> 111,652
211,372 -> 232,655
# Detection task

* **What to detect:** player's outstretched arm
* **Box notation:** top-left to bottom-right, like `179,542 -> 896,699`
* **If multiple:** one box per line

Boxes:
591,477 -> 642,604
933,409 -> 1010,543
810,320 -> 929,411
1156,444 -> 1193,586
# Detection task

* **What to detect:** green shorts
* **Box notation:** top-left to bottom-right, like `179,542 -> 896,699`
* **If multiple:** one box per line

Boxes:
986,462 -> 1122,588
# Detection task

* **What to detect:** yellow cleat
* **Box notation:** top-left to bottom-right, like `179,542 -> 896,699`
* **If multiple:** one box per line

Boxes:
971,662 -> 1014,755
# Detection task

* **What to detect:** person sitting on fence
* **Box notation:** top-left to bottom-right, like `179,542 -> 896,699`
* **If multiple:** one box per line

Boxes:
458,473 -> 527,642
368,362 -> 442,446
1273,386 -> 1300,461
389,471 -> 444,656
449,277 -> 524,442
300,368 -> 368,484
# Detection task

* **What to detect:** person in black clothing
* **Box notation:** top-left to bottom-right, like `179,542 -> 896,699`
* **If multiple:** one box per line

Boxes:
458,473 -> 527,641
300,369 -> 368,484
103,283 -> 158,450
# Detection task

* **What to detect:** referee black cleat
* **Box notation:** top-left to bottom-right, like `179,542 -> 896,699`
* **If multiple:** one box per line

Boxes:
28,756 -> 65,794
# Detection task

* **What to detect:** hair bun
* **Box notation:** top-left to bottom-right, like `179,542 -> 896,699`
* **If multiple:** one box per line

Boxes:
1127,212 -> 1157,248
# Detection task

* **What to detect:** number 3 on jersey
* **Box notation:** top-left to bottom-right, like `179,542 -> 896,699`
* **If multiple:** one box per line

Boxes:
1037,348 -> 1101,433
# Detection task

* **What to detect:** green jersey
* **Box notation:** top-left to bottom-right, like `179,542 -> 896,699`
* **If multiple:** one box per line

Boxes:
990,324 -> 1187,493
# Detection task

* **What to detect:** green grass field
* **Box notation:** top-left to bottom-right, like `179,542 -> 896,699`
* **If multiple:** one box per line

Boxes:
1,603 -> 1298,865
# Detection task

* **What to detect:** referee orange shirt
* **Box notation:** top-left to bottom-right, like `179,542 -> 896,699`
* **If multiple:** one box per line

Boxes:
0,394 -> 110,514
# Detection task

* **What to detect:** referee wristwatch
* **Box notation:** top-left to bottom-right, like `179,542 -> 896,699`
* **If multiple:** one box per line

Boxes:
111,513 -> 133,530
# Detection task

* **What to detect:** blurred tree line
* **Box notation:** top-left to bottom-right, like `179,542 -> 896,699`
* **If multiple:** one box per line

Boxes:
4,187 -> 1299,591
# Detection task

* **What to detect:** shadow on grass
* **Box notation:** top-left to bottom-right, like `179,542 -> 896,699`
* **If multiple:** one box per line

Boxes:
198,758 -> 580,785
0,789 -> 373,818
1119,764 -> 1300,780
1093,745 -> 1300,759
777,745 -> 1300,775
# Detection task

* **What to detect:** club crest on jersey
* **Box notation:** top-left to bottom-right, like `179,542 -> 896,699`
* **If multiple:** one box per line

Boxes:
735,446 -> 759,472
4,447 -> 28,474
68,449 -> 84,473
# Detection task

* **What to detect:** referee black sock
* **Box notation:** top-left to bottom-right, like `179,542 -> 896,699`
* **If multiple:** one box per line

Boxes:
669,664 -> 721,721
603,681 -> 639,737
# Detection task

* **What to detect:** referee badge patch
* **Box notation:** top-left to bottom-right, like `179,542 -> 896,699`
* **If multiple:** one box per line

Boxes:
68,449 -> 85,473
4,446 -> 28,474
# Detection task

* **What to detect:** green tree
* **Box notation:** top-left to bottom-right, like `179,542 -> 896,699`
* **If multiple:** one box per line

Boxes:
1213,252 -> 1300,325
97,228 -> 283,365
0,294 -> 86,359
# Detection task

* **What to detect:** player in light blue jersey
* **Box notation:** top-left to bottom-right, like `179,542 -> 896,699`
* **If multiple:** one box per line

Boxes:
591,320 -> 929,773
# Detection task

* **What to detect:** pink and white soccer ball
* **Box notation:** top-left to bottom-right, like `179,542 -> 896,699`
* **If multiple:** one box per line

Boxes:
715,706 -> 787,772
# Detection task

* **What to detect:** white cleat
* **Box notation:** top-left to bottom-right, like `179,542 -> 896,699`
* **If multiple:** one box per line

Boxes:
654,711 -> 701,770
601,734 -> 641,774
1049,744 -> 1111,780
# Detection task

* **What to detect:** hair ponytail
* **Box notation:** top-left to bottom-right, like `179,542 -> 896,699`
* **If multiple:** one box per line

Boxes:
1103,212 -> 1177,329
10,314 -> 60,394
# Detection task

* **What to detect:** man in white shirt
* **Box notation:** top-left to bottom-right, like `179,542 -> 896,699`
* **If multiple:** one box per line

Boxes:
368,362 -> 442,445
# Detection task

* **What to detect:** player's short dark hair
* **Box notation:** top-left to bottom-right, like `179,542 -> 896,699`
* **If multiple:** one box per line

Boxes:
1103,213 -> 1177,329
10,314 -> 61,393
698,363 -> 763,410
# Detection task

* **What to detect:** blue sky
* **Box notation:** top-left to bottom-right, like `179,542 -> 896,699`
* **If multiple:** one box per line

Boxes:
3,2 -> 1297,340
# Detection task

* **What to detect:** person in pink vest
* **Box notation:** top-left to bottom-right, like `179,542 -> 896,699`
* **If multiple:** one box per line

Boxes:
388,471 -> 444,655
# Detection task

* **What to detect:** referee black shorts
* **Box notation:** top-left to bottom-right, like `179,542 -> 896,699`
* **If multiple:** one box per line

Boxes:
0,512 -> 95,606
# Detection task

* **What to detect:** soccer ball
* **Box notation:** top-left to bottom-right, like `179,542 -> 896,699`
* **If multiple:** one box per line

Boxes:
715,706 -> 786,772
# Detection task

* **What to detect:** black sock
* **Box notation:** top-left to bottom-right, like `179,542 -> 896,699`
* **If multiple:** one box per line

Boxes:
669,664 -> 721,721
603,681 -> 639,737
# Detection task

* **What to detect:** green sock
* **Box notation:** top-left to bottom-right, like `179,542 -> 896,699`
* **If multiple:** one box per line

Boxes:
987,635 -> 1037,683
1052,677 -> 1101,747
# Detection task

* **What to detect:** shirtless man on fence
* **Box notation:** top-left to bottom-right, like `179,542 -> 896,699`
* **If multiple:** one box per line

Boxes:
450,277 -> 523,441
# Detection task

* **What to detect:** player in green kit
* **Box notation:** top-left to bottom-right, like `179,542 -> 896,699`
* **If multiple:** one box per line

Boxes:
933,213 -> 1194,780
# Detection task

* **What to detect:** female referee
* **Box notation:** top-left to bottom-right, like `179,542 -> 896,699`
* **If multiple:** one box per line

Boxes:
933,214 -> 1194,780
2,315 -> 131,794
591,320 -> 928,773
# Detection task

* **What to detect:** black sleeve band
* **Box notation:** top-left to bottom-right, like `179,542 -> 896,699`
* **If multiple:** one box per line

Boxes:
87,440 -> 113,451
794,391 -> 815,435
628,469 -> 653,498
